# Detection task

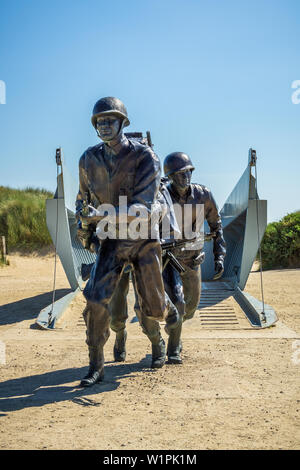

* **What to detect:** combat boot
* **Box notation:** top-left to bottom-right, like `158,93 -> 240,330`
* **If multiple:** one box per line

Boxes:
80,367 -> 104,387
80,346 -> 104,387
151,335 -> 166,369
165,324 -> 183,353
113,329 -> 127,362
167,322 -> 183,364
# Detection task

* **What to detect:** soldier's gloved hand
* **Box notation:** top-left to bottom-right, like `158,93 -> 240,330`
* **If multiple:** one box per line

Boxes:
213,259 -> 224,280
79,205 -> 103,225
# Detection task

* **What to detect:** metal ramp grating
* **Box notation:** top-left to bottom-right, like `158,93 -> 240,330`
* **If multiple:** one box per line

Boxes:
73,280 -> 276,331
198,281 -> 240,329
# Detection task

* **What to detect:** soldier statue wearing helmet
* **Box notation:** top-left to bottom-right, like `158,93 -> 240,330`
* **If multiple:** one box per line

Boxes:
164,152 -> 195,177
76,97 -> 181,387
161,151 -> 226,363
90,150 -> 226,367
91,97 -> 130,130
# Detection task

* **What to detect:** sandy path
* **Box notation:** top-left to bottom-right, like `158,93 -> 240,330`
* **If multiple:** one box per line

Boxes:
0,254 -> 299,450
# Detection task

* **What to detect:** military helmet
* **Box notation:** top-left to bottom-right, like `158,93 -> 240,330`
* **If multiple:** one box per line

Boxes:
164,152 -> 195,177
91,97 -> 130,128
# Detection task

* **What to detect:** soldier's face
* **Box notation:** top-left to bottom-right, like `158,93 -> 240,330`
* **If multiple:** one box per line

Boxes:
96,115 -> 121,141
171,170 -> 192,191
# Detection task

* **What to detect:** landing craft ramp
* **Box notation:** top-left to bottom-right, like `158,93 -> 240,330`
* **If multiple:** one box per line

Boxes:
199,148 -> 277,328
36,142 -> 277,330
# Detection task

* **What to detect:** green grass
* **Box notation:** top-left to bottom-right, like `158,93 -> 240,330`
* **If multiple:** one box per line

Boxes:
0,186 -> 54,252
260,210 -> 300,270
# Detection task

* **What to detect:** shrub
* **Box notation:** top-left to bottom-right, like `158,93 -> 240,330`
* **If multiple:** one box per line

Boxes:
260,211 -> 300,269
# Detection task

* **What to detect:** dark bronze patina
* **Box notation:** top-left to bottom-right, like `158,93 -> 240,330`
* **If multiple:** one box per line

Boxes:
159,151 -> 226,362
76,97 -> 180,386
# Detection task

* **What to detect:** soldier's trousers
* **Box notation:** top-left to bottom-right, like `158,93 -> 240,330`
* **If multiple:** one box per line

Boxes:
110,270 -> 161,343
163,260 -> 201,322
82,239 -> 176,361
109,254 -> 202,344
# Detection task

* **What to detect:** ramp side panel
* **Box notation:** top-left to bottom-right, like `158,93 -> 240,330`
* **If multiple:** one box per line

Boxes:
204,162 -> 251,282
220,165 -> 251,229
222,209 -> 247,281
36,288 -> 80,329
201,220 -> 215,280
239,199 -> 267,290
234,287 -> 278,328
61,164 -> 79,214
67,211 -> 97,278
46,198 -> 79,291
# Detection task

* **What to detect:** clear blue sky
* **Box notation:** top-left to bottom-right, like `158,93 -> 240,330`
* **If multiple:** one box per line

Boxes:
0,0 -> 299,222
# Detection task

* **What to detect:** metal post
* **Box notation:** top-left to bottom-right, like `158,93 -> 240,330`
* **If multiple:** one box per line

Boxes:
1,236 -> 7,264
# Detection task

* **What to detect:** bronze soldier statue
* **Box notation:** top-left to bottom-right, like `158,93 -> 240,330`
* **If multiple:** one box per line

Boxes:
109,178 -> 182,364
161,152 -> 226,363
99,153 -> 226,366
76,97 -> 180,387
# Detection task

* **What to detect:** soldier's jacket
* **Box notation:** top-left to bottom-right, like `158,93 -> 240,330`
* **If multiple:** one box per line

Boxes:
156,180 -> 181,242
167,183 -> 226,262
76,135 -> 161,225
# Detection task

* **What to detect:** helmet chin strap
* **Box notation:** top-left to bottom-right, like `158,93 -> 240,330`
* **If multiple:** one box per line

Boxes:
117,117 -> 126,135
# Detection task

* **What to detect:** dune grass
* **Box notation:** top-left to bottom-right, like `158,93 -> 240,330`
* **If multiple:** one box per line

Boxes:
0,186 -> 54,252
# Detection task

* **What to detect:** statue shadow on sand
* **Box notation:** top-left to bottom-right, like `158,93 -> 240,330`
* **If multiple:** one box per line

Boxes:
0,355 -> 154,414
0,289 -> 71,326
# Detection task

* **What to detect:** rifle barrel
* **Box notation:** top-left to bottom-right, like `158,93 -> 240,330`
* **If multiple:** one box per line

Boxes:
166,251 -> 186,274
